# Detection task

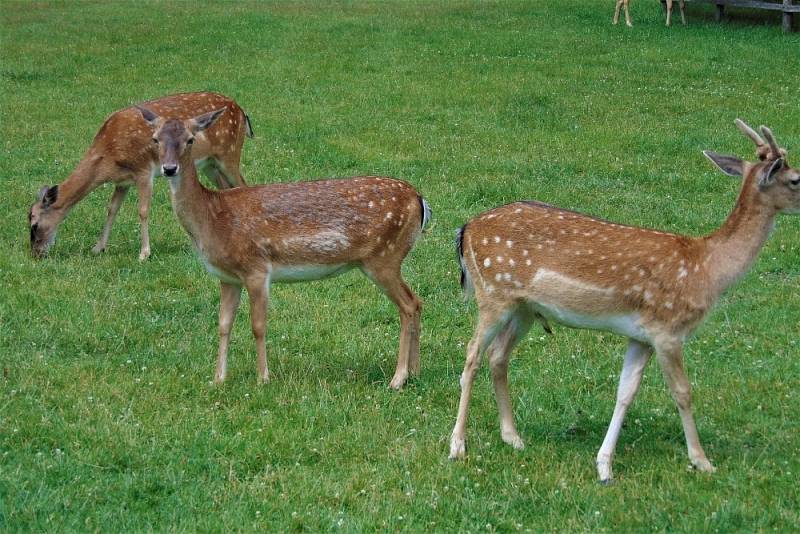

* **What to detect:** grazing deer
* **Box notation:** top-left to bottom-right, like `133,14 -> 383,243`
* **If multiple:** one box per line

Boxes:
136,105 -> 430,389
28,92 -> 253,260
613,0 -> 686,27
449,120 -> 799,482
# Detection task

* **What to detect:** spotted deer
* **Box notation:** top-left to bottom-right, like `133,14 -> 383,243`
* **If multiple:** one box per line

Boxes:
28,92 -> 253,260
449,120 -> 799,482
136,105 -> 430,389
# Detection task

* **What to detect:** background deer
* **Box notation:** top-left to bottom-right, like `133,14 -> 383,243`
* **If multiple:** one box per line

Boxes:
613,0 -> 686,27
136,106 -> 430,389
28,92 -> 253,260
449,120 -> 799,482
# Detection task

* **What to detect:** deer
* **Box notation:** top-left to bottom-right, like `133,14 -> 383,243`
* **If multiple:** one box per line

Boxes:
28,92 -> 253,261
449,120 -> 799,482
613,0 -> 686,27
665,0 -> 687,26
135,105 -> 430,389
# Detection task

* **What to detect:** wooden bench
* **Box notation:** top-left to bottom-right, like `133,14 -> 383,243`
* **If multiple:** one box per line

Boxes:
663,0 -> 799,31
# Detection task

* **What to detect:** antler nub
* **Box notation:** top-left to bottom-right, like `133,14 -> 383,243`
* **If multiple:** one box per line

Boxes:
735,118 -> 772,161
759,125 -> 787,160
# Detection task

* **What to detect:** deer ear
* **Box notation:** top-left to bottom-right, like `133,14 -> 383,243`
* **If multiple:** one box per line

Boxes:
703,151 -> 744,178
759,157 -> 784,188
36,185 -> 49,201
39,185 -> 59,208
190,108 -> 226,133
135,105 -> 160,127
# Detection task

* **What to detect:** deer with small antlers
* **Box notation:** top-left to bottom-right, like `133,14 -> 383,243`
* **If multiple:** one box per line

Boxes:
613,0 -> 686,27
135,105 -> 430,389
28,92 -> 253,260
449,120 -> 799,482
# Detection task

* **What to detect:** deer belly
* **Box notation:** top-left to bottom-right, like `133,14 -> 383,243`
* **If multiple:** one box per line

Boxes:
528,269 -> 648,341
271,263 -> 354,283
531,302 -> 648,342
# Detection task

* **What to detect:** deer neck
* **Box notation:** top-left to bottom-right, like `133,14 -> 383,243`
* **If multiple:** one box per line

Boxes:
704,178 -> 776,296
168,160 -> 214,245
48,157 -> 103,221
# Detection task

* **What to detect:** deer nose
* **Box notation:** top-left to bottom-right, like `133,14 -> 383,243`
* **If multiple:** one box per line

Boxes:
162,164 -> 178,177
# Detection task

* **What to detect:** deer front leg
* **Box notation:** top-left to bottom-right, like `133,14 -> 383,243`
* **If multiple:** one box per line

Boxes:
92,185 -> 129,254
655,340 -> 715,474
217,155 -> 248,188
679,0 -> 686,25
215,281 -> 242,384
246,275 -> 271,384
135,176 -> 153,261
666,0 -> 673,26
596,339 -> 653,483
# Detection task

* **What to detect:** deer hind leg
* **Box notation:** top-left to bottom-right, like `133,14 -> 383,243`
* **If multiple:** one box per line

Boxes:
488,310 -> 533,451
245,274 -> 271,384
596,339 -> 653,483
362,263 -> 423,389
449,305 -> 506,460
679,0 -> 686,24
92,185 -> 129,254
215,281 -> 242,384
666,0 -> 673,25
654,339 -> 715,474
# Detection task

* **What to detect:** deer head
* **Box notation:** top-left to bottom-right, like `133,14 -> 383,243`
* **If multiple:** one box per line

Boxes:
706,122 -> 800,214
136,105 -> 226,178
28,185 -> 60,259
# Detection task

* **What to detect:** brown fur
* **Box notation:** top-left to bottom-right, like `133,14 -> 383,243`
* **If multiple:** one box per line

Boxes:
28,92 -> 251,260
450,120 -> 800,481
140,107 -> 429,389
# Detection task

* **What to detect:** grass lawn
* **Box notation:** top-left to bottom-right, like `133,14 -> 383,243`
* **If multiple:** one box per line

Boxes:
2,1 -> 799,531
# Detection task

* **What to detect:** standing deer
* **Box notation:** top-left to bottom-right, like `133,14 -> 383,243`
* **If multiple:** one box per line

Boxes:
665,0 -> 687,26
449,120 -> 799,482
28,92 -> 253,260
136,105 -> 430,389
613,0 -> 686,27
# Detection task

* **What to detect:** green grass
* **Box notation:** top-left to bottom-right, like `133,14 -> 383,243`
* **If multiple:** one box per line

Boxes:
2,1 -> 799,531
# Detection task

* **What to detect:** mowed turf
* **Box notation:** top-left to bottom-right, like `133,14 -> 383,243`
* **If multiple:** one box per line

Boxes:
1,1 -> 799,531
